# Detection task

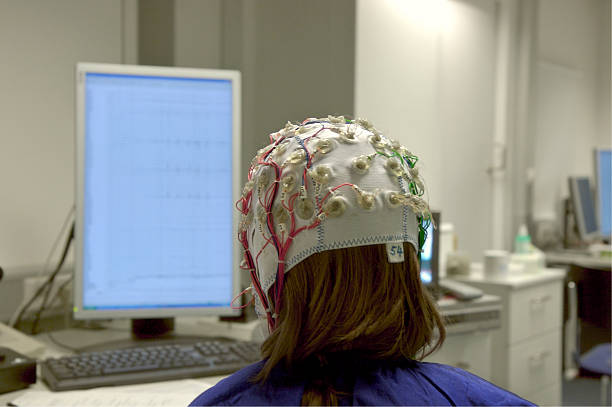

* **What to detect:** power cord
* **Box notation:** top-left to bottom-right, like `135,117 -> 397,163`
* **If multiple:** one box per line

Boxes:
11,222 -> 74,333
30,222 -> 75,334
9,206 -> 75,327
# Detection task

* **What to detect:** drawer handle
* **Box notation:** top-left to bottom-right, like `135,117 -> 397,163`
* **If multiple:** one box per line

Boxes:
528,351 -> 550,367
529,295 -> 551,311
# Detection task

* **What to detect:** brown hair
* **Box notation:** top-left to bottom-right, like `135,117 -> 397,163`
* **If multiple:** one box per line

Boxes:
254,242 -> 446,405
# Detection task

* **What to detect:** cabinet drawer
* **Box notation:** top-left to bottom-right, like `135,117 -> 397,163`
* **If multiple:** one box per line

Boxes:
425,330 -> 492,381
525,381 -> 561,406
509,281 -> 562,344
508,330 -> 561,397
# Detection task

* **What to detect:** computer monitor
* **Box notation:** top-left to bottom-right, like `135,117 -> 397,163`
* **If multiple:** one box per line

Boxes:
420,211 -> 440,288
594,149 -> 611,240
74,63 -> 242,337
568,176 -> 599,242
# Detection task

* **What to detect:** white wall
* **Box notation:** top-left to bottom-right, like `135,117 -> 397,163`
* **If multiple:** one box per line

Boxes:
355,0 -> 497,260
221,0 -> 356,185
174,0 -> 222,69
531,0 -> 611,221
0,1 -> 131,269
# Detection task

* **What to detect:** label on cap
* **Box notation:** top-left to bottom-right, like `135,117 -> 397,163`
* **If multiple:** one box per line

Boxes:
386,243 -> 405,263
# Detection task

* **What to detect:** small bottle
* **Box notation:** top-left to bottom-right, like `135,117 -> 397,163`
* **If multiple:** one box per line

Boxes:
515,224 -> 531,254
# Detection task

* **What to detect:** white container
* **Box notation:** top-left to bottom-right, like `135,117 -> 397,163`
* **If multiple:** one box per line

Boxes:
439,223 -> 455,278
483,250 -> 510,277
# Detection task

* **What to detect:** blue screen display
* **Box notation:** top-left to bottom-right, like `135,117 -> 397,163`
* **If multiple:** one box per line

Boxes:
597,150 -> 611,237
420,221 -> 434,284
82,72 -> 234,310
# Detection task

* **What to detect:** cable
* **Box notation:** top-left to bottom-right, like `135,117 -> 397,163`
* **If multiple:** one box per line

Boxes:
8,205 -> 74,326
42,273 -> 74,316
10,222 -> 74,331
38,205 -> 75,277
30,222 -> 75,334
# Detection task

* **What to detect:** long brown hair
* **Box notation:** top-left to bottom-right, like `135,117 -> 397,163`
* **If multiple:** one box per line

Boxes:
254,242 -> 446,405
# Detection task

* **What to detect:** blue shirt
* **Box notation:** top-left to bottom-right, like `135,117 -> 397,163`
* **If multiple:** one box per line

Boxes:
190,359 -> 534,406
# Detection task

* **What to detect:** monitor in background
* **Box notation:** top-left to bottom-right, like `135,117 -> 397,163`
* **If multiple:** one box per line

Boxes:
420,211 -> 440,289
568,176 -> 599,242
74,63 -> 241,340
594,149 -> 611,241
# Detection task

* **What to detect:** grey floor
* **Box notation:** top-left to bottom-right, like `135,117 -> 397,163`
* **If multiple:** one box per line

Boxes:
563,376 -> 610,406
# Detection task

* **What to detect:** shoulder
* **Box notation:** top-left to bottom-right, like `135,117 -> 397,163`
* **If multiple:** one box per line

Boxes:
411,362 -> 536,406
351,360 -> 534,406
189,361 -> 305,406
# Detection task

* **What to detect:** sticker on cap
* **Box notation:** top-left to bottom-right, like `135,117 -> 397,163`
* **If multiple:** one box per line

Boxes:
386,242 -> 404,263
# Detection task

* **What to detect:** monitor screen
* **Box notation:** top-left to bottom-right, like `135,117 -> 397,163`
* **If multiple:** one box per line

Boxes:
595,149 -> 611,238
420,211 -> 440,287
568,176 -> 599,241
74,64 -> 241,319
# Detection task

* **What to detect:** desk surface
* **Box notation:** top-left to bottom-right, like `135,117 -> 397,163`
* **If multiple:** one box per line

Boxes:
1,297 -> 502,405
0,317 -> 259,405
545,251 -> 611,270
453,265 -> 566,289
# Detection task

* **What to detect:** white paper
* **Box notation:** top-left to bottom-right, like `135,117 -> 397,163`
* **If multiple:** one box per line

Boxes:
9,379 -> 210,407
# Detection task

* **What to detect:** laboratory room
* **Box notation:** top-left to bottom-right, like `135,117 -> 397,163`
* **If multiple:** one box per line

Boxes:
0,0 -> 610,406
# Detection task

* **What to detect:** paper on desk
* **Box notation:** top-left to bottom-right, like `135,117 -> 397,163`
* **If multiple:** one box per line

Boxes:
9,379 -> 210,407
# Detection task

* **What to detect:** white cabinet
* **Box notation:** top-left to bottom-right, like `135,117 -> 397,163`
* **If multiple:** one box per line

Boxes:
426,330 -> 493,380
426,294 -> 502,381
453,267 -> 565,406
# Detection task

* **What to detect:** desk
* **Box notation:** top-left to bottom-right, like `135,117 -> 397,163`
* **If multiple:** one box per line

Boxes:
2,299 -> 501,406
545,251 -> 611,270
0,318 -> 260,406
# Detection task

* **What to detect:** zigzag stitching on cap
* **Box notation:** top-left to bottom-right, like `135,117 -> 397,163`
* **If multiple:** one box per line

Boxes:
285,232 -> 420,274
398,176 -> 409,241
324,234 -> 408,250
316,219 -> 325,252
287,245 -> 321,268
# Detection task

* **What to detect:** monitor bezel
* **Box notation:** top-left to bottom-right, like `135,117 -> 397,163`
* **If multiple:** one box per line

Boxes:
568,176 -> 600,242
594,148 -> 612,239
419,211 -> 440,289
429,211 -> 440,289
74,62 -> 242,319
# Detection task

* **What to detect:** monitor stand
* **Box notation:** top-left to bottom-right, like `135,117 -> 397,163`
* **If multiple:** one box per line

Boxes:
77,318 -> 225,353
131,318 -> 175,339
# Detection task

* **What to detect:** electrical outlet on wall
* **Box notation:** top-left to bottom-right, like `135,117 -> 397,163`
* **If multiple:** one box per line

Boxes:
22,274 -> 73,316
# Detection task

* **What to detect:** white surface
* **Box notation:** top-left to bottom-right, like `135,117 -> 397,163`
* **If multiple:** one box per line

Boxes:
528,381 -> 561,407
455,263 -> 566,289
426,330 -> 492,380
174,0 -> 222,69
508,278 -> 562,343
0,322 -> 46,359
508,330 -> 561,397
10,379 -> 210,407
545,250 -> 612,269
450,267 -> 565,404
0,0 -> 128,269
355,0 -> 498,261
483,250 -> 510,277
532,0 -> 611,221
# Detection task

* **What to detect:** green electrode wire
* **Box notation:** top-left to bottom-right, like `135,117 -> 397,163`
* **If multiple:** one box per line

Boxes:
355,123 -> 429,257
417,215 -> 431,260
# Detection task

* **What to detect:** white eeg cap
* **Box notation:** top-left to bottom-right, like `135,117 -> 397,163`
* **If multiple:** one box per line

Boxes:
236,116 -> 431,324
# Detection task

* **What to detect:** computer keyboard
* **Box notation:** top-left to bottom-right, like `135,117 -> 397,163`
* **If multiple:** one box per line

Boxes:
40,338 -> 261,391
